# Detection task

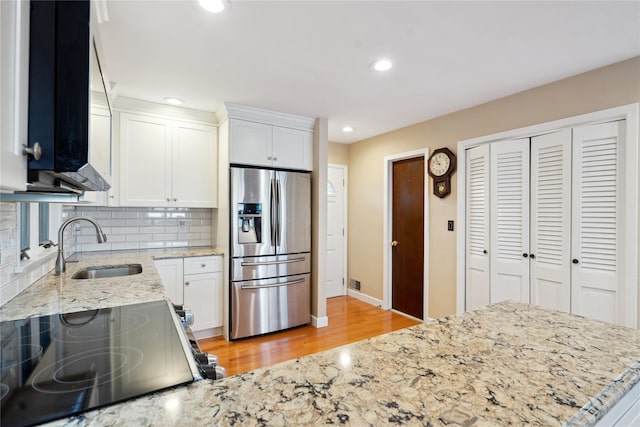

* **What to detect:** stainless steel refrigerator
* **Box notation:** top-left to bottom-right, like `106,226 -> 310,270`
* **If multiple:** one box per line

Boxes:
229,166 -> 311,339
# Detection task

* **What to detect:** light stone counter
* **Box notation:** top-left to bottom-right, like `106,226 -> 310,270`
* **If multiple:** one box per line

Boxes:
0,247 -> 223,322
35,301 -> 639,427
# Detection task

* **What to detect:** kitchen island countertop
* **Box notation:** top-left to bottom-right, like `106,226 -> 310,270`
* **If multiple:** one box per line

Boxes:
1,249 -> 638,426
47,306 -> 640,426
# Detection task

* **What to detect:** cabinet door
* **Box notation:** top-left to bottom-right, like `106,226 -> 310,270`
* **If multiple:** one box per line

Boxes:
272,126 -> 312,171
490,138 -> 530,304
154,258 -> 184,305
229,119 -> 272,167
89,105 -> 112,187
530,130 -> 572,313
0,0 -> 29,192
184,272 -> 222,331
172,122 -> 217,208
120,113 -> 172,206
465,144 -> 491,310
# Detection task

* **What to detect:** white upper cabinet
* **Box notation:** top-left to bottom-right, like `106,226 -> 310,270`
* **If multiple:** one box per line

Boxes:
119,112 -> 218,208
272,125 -> 313,170
0,0 -> 29,192
224,103 -> 315,171
229,118 -> 312,170
229,119 -> 273,168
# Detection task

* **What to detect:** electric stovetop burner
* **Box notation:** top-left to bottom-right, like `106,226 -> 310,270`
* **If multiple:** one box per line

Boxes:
0,300 -> 195,427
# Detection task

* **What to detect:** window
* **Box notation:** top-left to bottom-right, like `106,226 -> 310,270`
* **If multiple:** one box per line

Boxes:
19,202 -> 55,257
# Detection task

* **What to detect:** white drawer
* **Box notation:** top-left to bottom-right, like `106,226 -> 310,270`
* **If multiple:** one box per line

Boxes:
184,256 -> 222,275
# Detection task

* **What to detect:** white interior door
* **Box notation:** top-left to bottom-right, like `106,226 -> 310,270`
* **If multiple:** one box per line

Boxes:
530,129 -> 572,313
571,120 -> 625,325
490,138 -> 530,304
465,145 -> 491,310
327,165 -> 346,298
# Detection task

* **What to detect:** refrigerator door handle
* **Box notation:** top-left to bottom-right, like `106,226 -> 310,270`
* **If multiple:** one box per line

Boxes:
241,257 -> 306,267
270,177 -> 277,248
241,278 -> 305,290
275,178 -> 282,248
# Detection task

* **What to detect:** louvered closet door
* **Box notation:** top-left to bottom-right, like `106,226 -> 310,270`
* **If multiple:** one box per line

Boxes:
465,145 -> 491,310
530,129 -> 572,313
571,121 -> 625,325
490,139 -> 530,304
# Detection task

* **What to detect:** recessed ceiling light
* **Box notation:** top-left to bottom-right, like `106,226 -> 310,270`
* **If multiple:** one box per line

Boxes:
342,126 -> 354,133
198,0 -> 225,13
371,59 -> 393,72
164,97 -> 184,106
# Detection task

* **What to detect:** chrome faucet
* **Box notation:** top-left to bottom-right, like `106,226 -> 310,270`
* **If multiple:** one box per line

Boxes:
55,216 -> 107,275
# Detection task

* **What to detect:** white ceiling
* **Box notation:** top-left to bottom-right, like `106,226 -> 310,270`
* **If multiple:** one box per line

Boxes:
97,1 -> 640,144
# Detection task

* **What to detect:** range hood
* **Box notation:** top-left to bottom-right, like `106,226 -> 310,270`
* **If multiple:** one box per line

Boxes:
26,0 -> 111,194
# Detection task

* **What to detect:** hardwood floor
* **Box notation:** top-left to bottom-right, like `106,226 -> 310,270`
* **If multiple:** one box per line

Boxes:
199,296 -> 420,377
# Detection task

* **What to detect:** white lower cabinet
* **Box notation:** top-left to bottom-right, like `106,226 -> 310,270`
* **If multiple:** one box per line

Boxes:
154,255 -> 222,337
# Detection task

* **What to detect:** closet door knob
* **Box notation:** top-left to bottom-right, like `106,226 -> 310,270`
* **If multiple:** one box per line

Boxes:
483,250 -> 487,254
572,259 -> 579,264
529,254 -> 536,259
523,253 -> 528,258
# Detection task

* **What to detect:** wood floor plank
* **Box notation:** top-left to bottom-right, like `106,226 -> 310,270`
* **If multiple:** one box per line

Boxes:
199,296 -> 421,377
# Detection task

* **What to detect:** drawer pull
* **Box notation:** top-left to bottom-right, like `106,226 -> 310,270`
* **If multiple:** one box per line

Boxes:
241,278 -> 305,290
241,257 -> 305,267
201,263 -> 206,268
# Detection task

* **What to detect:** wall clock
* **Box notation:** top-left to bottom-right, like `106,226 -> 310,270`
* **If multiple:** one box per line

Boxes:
427,147 -> 456,198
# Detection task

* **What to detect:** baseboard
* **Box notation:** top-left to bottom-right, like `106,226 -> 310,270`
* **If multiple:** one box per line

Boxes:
347,289 -> 383,308
311,315 -> 328,328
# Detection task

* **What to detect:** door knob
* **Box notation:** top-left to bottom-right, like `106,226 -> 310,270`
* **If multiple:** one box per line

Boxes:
22,142 -> 42,160
530,254 -> 536,259
391,240 -> 398,247
572,259 -> 579,264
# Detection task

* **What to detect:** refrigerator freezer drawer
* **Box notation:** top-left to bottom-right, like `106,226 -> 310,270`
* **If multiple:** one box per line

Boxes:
230,273 -> 310,339
232,253 -> 310,282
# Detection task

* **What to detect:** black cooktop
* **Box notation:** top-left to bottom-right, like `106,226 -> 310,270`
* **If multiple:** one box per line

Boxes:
0,300 -> 195,427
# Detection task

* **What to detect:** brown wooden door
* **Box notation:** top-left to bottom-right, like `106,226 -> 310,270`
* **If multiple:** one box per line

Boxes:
392,157 -> 424,319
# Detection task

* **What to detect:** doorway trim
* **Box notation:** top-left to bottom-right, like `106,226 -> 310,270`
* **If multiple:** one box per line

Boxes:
456,103 -> 639,328
383,148 -> 430,320
327,163 -> 348,297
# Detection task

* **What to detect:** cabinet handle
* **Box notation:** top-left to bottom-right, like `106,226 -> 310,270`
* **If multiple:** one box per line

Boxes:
201,263 -> 206,268
530,254 -> 536,259
173,198 -> 178,202
267,156 -> 272,160
166,198 -> 171,202
185,281 -> 190,286
22,142 -> 42,160
273,157 -> 278,161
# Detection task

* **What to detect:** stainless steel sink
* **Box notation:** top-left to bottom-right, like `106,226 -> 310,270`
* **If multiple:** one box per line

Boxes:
72,264 -> 143,279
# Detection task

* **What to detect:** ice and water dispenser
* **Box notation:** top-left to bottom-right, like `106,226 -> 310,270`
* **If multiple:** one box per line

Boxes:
237,203 -> 262,244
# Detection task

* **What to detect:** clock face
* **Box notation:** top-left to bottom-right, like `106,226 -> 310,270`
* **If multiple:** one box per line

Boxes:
429,152 -> 451,177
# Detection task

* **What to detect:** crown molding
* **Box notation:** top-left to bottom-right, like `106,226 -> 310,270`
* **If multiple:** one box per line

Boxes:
224,103 -> 315,131
112,97 -> 218,125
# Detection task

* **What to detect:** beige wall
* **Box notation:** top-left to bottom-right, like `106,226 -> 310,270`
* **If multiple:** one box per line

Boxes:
328,142 -> 349,165
347,56 -> 640,319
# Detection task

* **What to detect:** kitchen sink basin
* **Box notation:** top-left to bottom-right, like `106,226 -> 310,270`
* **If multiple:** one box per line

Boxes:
72,264 -> 143,280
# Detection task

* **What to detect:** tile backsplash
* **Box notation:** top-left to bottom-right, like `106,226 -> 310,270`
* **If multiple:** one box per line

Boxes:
72,206 -> 215,252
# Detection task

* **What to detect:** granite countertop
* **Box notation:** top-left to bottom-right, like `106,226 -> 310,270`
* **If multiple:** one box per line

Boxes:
2,249 -> 638,426
43,303 -> 639,426
0,247 -> 223,322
